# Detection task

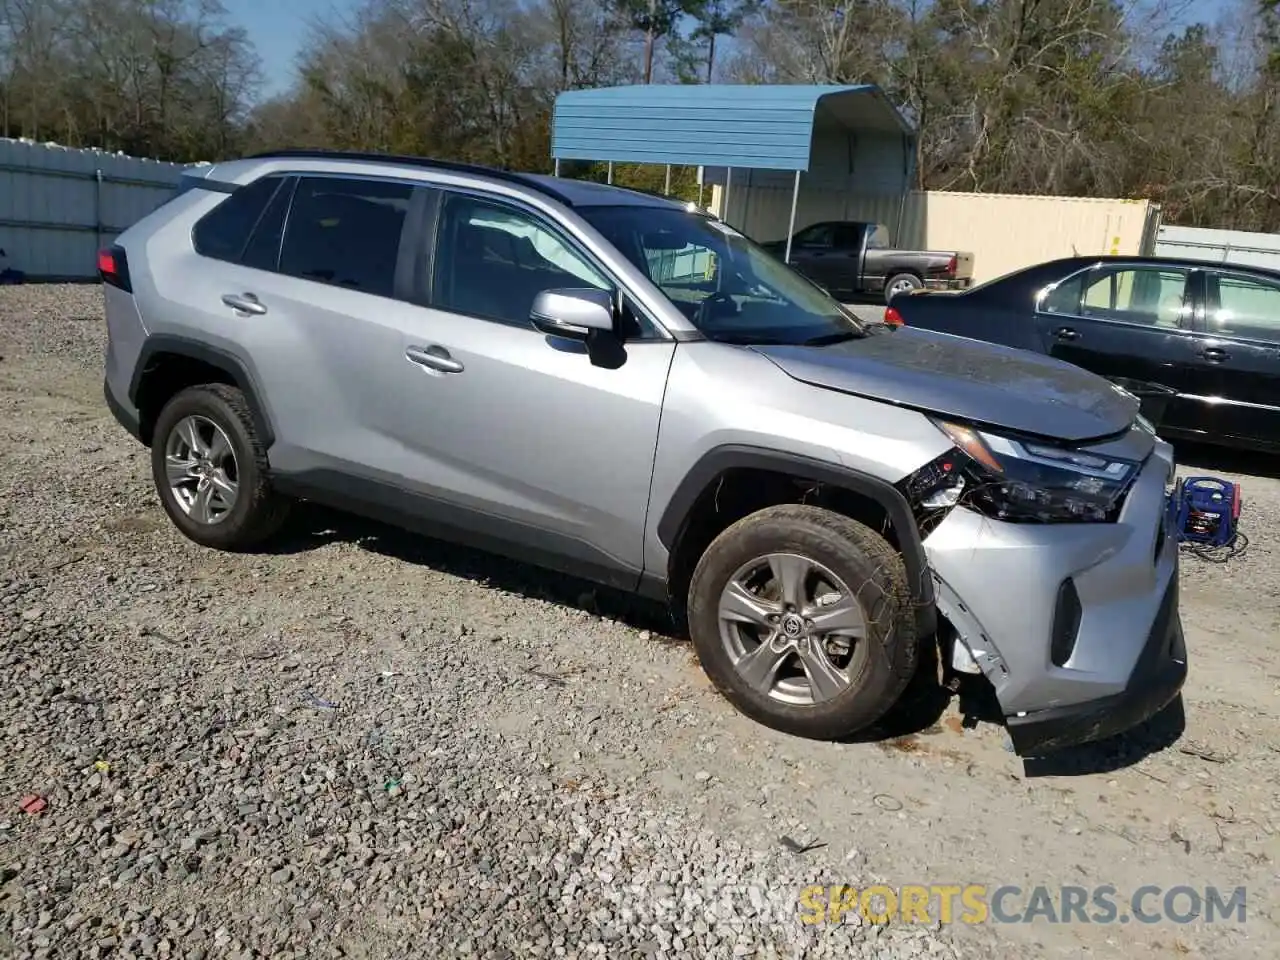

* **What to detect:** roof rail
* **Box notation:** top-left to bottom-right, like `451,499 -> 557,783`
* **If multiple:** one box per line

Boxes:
243,149 -> 574,205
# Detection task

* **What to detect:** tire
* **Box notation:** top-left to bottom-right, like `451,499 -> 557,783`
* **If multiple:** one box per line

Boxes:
687,504 -> 918,741
149,383 -> 290,550
884,272 -> 922,303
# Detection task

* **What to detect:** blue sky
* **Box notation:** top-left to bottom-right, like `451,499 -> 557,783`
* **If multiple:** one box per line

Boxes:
226,0 -> 1236,101
222,0 -> 361,97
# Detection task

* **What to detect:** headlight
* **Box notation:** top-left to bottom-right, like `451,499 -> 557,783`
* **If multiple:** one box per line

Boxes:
899,420 -> 1141,524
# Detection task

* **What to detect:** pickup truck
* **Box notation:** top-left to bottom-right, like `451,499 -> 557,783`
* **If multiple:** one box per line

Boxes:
760,221 -> 975,303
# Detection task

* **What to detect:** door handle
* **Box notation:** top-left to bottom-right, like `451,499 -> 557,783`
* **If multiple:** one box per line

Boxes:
1052,326 -> 1079,341
221,292 -> 267,316
406,344 -> 464,374
1199,346 -> 1229,363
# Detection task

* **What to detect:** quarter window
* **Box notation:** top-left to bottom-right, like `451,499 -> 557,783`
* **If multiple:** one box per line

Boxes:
1209,273 -> 1280,341
1039,273 -> 1085,314
240,176 -> 295,272
192,175 -> 288,264
432,193 -> 610,326
277,176 -> 413,297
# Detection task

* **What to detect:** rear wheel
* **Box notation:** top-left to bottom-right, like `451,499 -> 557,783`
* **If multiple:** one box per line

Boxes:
884,272 -> 923,302
687,504 -> 918,740
150,384 -> 290,550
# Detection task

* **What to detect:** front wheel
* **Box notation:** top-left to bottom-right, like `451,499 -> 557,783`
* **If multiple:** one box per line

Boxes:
884,272 -> 923,303
686,504 -> 919,740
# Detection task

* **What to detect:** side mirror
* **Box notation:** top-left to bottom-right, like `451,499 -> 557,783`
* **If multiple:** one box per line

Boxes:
530,288 -> 615,340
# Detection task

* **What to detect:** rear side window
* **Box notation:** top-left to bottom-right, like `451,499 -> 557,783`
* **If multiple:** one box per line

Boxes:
277,176 -> 413,297
1208,272 -> 1280,341
192,176 -> 288,263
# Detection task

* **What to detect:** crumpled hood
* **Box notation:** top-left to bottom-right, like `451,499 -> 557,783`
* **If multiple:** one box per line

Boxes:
752,326 -> 1140,443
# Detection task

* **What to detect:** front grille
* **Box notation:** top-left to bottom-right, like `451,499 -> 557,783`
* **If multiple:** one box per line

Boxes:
1050,577 -> 1082,668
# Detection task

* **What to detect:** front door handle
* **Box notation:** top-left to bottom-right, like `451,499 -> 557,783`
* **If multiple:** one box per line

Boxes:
1053,326 -> 1079,341
406,344 -> 464,374
1199,346 -> 1229,363
221,292 -> 267,316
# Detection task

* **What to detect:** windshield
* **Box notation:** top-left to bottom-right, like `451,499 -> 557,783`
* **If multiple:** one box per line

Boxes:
577,205 -> 865,345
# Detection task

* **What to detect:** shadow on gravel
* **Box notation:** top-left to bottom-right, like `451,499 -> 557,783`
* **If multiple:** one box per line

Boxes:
1172,440 -> 1280,481
264,503 -> 967,748
1020,695 -> 1188,779
262,503 -> 1191,767
839,640 -> 955,743
265,502 -> 680,637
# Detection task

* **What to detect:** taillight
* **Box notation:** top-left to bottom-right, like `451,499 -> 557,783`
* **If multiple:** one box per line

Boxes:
883,306 -> 905,327
945,254 -> 957,276
98,245 -> 132,293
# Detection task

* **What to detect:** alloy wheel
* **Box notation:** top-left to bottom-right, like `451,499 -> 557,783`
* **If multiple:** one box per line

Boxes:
163,414 -> 240,525
716,552 -> 869,706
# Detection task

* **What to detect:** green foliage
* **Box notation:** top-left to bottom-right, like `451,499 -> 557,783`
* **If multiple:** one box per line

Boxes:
7,0 -> 1280,230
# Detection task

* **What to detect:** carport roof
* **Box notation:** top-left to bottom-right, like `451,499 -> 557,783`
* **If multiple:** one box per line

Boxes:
551,83 -> 914,172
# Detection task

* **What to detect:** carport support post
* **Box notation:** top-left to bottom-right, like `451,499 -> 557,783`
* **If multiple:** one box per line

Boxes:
785,170 -> 801,263
607,161 -> 614,184
723,168 -> 732,224
553,158 -> 560,177
664,164 -> 671,195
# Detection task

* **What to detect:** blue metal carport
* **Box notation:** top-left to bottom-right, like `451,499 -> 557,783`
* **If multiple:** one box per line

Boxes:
550,84 -> 916,259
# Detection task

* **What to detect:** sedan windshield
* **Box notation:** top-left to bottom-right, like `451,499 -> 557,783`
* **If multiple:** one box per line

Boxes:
578,204 -> 865,345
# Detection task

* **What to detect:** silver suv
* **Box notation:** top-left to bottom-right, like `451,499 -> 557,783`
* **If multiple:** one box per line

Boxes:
100,150 -> 1186,756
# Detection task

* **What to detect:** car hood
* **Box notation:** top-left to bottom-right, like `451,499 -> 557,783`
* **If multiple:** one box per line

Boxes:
751,327 -> 1140,443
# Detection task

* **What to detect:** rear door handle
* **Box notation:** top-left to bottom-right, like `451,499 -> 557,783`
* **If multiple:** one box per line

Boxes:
1053,326 -> 1079,341
1199,346 -> 1229,363
406,344 -> 464,374
221,292 -> 267,316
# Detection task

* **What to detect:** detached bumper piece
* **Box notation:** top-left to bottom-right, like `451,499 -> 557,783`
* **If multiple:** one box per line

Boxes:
1004,579 -> 1186,757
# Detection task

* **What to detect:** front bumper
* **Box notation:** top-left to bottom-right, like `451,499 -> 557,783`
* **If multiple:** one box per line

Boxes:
923,441 -> 1186,756
1004,576 -> 1185,754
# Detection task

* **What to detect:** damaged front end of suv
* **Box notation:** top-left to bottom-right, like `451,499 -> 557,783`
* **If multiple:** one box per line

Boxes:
897,414 -> 1185,756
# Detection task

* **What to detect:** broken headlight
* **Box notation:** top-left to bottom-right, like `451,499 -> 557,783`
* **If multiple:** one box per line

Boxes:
902,420 -> 1140,524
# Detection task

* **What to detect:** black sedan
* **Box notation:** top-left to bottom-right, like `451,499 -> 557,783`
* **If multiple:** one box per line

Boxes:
883,254 -> 1280,453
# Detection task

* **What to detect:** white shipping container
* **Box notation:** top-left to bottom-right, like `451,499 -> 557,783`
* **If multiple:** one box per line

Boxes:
711,185 -> 1163,285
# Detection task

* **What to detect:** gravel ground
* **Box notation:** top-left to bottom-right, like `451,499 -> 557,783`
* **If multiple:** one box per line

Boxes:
1,284 -> 1277,960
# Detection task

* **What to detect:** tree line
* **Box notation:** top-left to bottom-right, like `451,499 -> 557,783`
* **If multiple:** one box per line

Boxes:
4,0 -> 1280,231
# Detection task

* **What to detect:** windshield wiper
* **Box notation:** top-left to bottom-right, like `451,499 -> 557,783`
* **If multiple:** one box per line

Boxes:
709,333 -> 792,345
802,331 -> 862,346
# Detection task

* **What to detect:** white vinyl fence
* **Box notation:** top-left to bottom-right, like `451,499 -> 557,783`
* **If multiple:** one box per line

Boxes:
0,138 -> 192,281
1154,224 -> 1280,271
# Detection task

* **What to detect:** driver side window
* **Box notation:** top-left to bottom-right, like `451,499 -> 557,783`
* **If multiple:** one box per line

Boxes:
794,224 -> 834,248
431,192 -> 611,328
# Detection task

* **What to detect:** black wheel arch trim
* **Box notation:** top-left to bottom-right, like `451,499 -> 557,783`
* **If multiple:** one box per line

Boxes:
656,444 -> 937,636
128,334 -> 276,448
